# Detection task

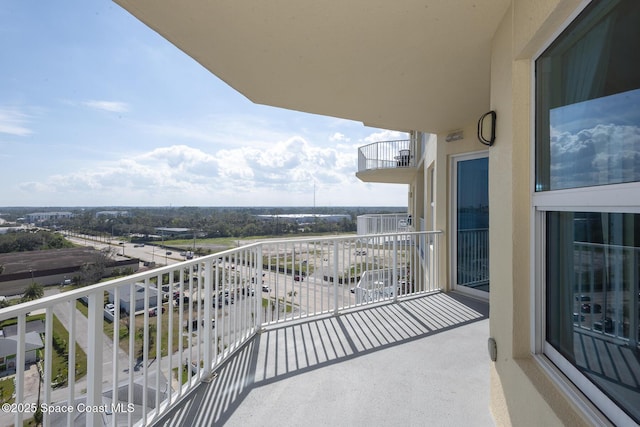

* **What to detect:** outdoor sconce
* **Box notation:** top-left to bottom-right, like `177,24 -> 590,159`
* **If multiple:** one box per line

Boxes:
488,337 -> 497,362
477,110 -> 496,146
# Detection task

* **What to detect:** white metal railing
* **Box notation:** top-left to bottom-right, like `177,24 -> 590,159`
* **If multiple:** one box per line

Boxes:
357,140 -> 414,172
356,213 -> 411,235
0,231 -> 441,426
572,241 -> 639,347
456,228 -> 489,288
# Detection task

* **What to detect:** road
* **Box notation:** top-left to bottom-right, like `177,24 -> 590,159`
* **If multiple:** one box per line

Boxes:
65,234 -> 185,266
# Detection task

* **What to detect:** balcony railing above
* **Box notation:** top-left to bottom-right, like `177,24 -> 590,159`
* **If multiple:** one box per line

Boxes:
357,139 -> 414,172
0,231 -> 441,427
356,140 -> 416,184
357,213 -> 412,235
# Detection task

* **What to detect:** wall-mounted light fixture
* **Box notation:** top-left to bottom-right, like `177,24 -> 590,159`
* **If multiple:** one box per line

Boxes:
477,110 -> 496,146
445,130 -> 463,142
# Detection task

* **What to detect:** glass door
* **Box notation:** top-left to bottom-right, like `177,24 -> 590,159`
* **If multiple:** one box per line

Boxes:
452,153 -> 489,295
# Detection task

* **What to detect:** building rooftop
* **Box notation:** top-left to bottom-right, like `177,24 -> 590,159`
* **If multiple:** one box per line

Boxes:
0,247 -> 105,275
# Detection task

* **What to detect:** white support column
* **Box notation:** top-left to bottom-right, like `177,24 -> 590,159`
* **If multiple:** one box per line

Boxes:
86,292 -> 104,427
14,315 -> 25,427
43,308 -> 53,427
393,238 -> 398,303
256,245 -> 263,328
203,258 -> 213,376
67,301 -> 76,427
333,241 -> 339,315
112,287 -> 120,425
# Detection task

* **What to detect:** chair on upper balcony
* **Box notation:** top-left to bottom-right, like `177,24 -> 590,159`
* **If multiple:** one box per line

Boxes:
395,149 -> 411,167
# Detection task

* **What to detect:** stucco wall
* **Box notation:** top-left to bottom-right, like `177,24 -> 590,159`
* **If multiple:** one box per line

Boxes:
488,1 -> 607,425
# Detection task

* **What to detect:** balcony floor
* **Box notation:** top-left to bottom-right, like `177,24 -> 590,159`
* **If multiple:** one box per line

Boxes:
155,292 -> 493,427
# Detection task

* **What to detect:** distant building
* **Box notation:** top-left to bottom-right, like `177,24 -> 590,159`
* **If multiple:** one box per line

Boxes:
108,283 -> 159,314
0,248 -> 140,296
25,211 -> 73,224
155,227 -> 192,238
0,331 -> 44,368
96,210 -> 129,218
255,214 -> 350,224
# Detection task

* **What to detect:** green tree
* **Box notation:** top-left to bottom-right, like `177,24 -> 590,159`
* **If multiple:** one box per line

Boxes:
22,282 -> 44,302
137,324 -> 157,360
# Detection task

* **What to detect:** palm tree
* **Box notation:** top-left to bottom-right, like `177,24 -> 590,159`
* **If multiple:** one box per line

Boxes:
22,282 -> 44,302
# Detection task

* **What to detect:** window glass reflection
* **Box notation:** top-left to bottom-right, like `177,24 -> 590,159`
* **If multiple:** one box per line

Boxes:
546,212 -> 640,423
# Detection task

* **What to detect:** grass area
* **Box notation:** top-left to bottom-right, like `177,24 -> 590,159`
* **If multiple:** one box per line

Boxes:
0,377 -> 14,404
49,314 -> 87,386
173,365 -> 191,386
127,304 -> 189,360
262,297 -> 294,313
163,232 -> 356,250
0,313 -> 87,386
75,297 -> 188,362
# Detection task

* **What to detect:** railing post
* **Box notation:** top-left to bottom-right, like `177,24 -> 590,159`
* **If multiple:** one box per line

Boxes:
256,244 -> 263,328
393,238 -> 398,303
333,240 -> 339,315
203,258 -> 213,376
14,315 -> 25,427
43,308 -> 53,425
86,292 -> 104,427
67,301 -> 76,427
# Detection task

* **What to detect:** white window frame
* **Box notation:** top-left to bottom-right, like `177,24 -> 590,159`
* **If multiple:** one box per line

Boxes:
531,2 -> 640,425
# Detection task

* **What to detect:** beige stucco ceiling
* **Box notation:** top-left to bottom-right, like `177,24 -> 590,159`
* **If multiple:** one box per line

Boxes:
114,0 -> 510,134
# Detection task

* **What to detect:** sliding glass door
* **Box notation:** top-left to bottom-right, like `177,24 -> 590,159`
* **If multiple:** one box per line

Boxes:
452,153 -> 489,295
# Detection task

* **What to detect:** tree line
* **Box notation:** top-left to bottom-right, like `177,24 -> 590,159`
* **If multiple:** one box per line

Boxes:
48,207 -> 367,239
0,230 -> 74,254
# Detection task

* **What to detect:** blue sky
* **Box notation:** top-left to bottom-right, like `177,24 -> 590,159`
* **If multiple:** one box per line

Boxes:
0,1 -> 408,207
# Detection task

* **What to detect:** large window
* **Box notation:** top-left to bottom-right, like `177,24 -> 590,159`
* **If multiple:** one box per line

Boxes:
535,1 -> 640,424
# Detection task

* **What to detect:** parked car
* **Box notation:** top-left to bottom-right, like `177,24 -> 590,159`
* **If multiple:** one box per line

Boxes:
594,317 -> 614,333
149,306 -> 166,317
575,294 -> 591,302
105,303 -> 115,314
294,275 -> 303,281
262,285 -> 270,293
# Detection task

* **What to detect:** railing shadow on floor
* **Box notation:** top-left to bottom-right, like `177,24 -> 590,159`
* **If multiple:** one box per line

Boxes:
154,292 -> 488,426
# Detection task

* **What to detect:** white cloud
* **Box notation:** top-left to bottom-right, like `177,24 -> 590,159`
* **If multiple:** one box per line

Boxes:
13,128 -> 409,206
83,100 -> 130,113
0,107 -> 33,136
550,123 -> 640,189
363,129 -> 408,143
330,132 -> 350,142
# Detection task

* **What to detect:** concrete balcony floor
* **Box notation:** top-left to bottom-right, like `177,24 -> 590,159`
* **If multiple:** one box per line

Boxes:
155,292 -> 493,427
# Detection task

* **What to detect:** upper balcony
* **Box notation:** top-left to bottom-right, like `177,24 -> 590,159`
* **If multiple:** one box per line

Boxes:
357,213 -> 412,235
356,140 -> 417,184
0,231 -> 489,426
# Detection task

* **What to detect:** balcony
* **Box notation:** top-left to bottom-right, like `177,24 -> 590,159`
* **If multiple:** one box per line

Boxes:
357,213 -> 412,235
356,140 -> 417,184
0,231 -> 492,426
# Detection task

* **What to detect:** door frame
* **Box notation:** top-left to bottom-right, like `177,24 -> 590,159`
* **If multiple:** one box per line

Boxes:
450,150 -> 490,299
